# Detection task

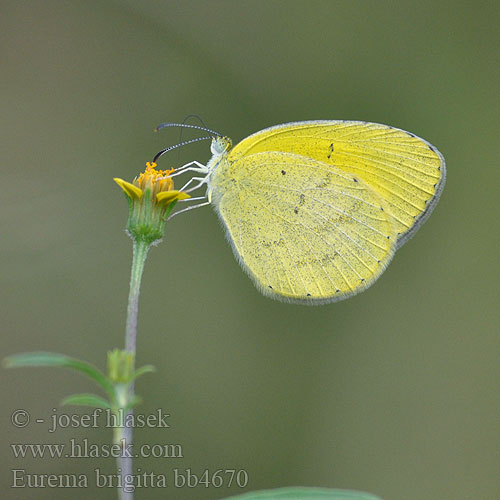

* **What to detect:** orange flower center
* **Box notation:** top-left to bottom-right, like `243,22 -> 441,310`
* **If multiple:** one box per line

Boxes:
135,162 -> 175,194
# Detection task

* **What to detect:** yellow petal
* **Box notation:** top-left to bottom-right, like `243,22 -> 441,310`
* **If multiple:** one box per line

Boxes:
113,178 -> 143,200
156,190 -> 191,204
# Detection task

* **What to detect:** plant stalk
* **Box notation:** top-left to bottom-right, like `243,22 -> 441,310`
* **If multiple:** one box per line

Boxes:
118,239 -> 150,500
125,240 -> 150,355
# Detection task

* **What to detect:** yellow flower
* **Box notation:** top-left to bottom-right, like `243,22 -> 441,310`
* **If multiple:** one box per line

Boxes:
114,162 -> 190,244
114,162 -> 190,205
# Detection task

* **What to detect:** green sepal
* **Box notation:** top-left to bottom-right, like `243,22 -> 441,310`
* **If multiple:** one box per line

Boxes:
61,393 -> 112,409
163,198 -> 178,220
220,487 -> 383,500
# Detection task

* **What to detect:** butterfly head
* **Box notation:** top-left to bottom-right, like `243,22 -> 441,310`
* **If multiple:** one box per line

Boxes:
210,136 -> 232,157
207,136 -> 232,174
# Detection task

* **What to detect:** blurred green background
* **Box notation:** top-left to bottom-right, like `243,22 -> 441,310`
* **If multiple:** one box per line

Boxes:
2,1 -> 499,499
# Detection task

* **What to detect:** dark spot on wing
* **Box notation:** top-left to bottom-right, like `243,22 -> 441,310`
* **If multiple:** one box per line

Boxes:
306,293 -> 311,297
327,143 -> 334,159
353,178 -> 358,183
268,285 -> 273,289
294,207 -> 299,214
281,170 -> 286,175
428,144 -> 435,152
406,131 -> 416,138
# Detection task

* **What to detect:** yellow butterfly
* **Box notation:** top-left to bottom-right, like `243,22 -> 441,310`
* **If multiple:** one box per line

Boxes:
157,121 -> 445,304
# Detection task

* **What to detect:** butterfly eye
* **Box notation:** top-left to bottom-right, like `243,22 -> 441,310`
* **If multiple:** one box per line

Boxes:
211,137 -> 232,156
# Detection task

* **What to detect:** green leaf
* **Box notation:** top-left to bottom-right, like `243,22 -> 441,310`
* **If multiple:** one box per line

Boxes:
61,393 -> 112,409
132,364 -> 155,381
3,352 -> 114,399
220,488 -> 383,500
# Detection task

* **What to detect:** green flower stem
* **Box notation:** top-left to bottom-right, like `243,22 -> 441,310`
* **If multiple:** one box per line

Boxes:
126,240 -> 150,356
118,239 -> 150,500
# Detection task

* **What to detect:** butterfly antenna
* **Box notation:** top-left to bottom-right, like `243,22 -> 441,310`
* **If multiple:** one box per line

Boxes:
153,136 -> 213,163
179,115 -> 209,150
155,122 -> 221,137
181,114 -> 209,129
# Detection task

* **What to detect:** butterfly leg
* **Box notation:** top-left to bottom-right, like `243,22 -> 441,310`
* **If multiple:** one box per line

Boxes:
168,200 -> 210,220
179,176 -> 208,193
156,162 -> 208,182
169,161 -> 208,178
177,196 -> 206,203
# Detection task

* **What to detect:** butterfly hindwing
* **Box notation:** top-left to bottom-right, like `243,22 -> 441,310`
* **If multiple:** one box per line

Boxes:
213,152 -> 396,303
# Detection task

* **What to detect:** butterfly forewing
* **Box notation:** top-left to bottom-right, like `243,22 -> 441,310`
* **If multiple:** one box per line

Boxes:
229,121 -> 445,246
